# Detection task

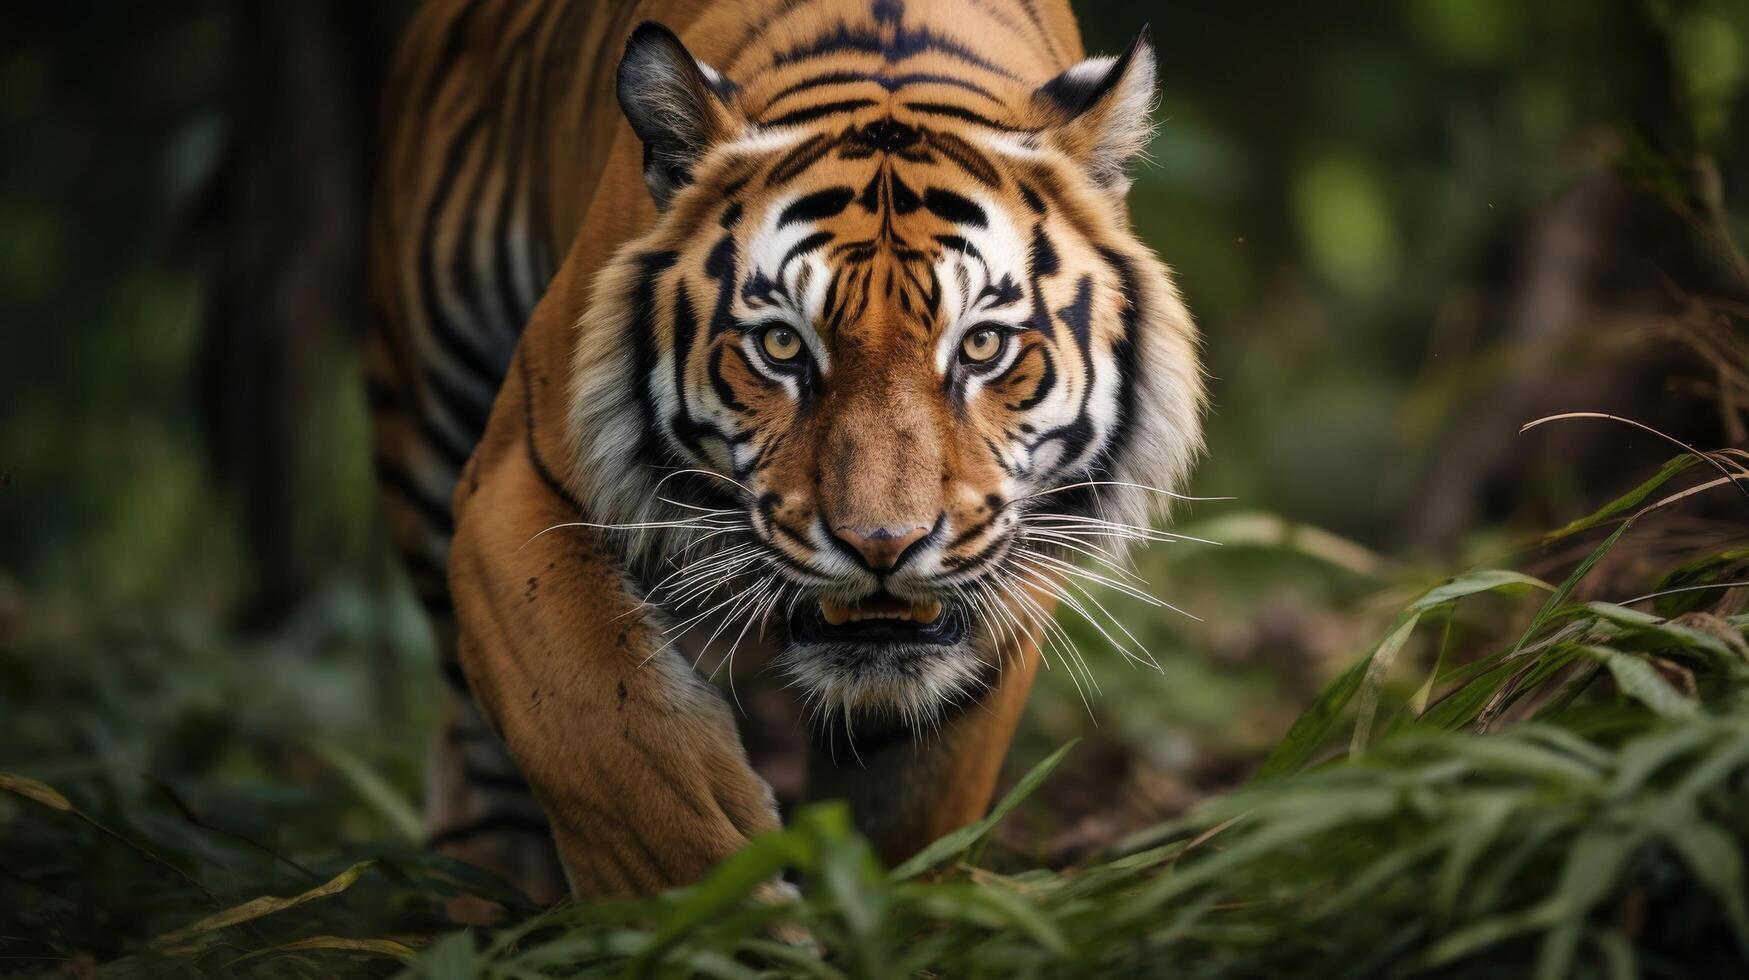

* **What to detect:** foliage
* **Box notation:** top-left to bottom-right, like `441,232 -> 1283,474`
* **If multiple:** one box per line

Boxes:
4,456 -> 1746,977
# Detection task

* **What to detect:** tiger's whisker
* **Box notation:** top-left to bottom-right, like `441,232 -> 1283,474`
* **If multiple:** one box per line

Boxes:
1019,480 -> 1232,504
651,467 -> 754,499
1009,559 -> 1161,672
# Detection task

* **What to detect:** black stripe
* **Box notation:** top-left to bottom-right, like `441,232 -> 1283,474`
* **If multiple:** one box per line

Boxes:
448,119 -> 503,348
766,133 -> 840,186
419,589 -> 456,618
922,188 -> 987,227
421,1 -> 484,112
365,377 -> 401,413
924,130 -> 1001,186
778,187 -> 857,228
417,409 -> 475,470
947,514 -> 995,550
710,344 -> 750,410
1057,275 -> 1094,347
461,765 -> 534,792
517,352 -> 587,516
781,230 -> 835,268
1096,246 -> 1144,475
445,723 -> 496,744
629,251 -> 684,478
1030,224 -> 1060,277
771,23 -> 1017,80
763,97 -> 878,128
440,657 -> 471,692
1010,342 -> 1056,411
377,457 -> 456,533
672,282 -> 700,420
934,233 -> 982,261
763,69 -> 1001,107
421,360 -> 493,445
491,64 -> 533,336
502,0 -> 565,316
417,114 -> 513,383
903,101 -> 1022,131
427,811 -> 550,848
398,541 -> 447,581
1014,0 -> 1065,62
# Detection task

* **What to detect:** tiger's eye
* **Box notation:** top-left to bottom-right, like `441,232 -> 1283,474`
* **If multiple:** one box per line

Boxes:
761,326 -> 802,362
960,328 -> 1003,363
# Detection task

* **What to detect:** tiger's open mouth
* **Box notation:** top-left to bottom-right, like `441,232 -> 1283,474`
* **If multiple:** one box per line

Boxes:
786,590 -> 969,646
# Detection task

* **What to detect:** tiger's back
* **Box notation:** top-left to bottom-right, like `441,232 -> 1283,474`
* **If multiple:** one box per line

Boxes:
368,0 -> 662,900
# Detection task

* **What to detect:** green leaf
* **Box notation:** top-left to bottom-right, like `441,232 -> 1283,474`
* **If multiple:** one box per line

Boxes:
1434,792 -> 1519,918
1651,811 -> 1749,958
1131,793 -> 1398,917
628,811 -> 830,972
1410,569 -> 1552,610
1537,829 -> 1642,980
890,738 -> 1079,880
1406,607 -> 1456,717
1607,724 -> 1714,798
1415,658 -> 1524,731
1263,569 -> 1553,777
416,930 -> 482,980
1255,633 -> 1379,778
1590,929 -> 1640,980
309,738 -> 423,843
1445,734 -> 1607,787
735,939 -> 847,980
1586,646 -> 1698,718
1416,897 -> 1566,970
1586,602 -> 1743,665
907,883 -> 1072,957
1542,454 -> 1701,541
1349,612 -> 1422,756
1514,521 -> 1634,658
1650,548 -> 1749,617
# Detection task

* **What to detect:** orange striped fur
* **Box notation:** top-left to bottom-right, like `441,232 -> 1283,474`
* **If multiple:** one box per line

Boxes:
369,0 -> 1202,904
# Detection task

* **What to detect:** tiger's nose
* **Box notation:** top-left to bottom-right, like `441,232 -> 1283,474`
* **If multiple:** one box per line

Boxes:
831,523 -> 932,572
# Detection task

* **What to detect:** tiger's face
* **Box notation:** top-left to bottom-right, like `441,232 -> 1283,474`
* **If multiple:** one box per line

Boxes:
573,23 -> 1203,724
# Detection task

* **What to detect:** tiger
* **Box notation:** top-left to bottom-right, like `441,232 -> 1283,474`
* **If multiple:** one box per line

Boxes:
367,0 -> 1204,905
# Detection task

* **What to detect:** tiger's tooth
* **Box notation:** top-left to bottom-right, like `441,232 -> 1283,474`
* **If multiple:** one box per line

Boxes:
821,599 -> 851,626
913,599 -> 943,624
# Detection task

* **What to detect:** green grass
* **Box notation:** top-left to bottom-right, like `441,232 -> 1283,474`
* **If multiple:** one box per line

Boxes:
3,453 -> 1747,978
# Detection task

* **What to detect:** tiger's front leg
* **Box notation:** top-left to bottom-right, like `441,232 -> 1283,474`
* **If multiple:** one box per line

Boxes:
447,437 -> 781,897
805,645 -> 1044,866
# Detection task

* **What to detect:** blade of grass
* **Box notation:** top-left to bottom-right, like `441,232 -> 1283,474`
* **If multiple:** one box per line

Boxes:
149,861 -> 375,948
1349,612 -> 1422,756
1262,571 -> 1551,777
891,739 -> 1079,880
1584,646 -> 1698,718
309,739 -> 423,844
0,770 -> 223,909
1538,454 -> 1701,541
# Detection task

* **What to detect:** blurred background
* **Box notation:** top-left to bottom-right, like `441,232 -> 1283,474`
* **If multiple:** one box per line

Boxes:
2,0 -> 1747,957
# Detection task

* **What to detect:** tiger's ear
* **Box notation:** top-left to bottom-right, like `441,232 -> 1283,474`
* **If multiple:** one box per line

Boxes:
1034,27 -> 1158,194
616,22 -> 739,209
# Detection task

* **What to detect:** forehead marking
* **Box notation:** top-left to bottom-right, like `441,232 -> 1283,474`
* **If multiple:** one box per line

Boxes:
778,187 -> 856,227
